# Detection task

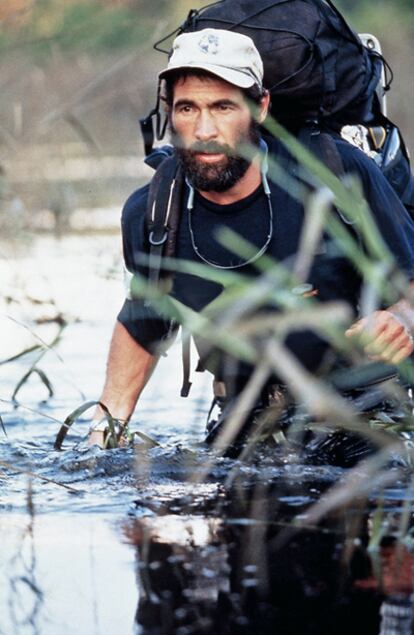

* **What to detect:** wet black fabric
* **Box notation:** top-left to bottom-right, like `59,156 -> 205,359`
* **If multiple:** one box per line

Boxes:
118,136 -> 414,379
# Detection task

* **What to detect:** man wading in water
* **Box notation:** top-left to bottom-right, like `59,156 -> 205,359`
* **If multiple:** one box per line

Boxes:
89,29 -> 414,452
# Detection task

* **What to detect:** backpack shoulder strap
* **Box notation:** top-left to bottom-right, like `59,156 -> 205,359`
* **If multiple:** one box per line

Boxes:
145,154 -> 193,397
298,126 -> 360,232
146,154 -> 184,288
299,125 -> 345,177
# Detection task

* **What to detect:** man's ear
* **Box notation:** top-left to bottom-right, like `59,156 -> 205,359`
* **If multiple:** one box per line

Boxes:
257,90 -> 270,124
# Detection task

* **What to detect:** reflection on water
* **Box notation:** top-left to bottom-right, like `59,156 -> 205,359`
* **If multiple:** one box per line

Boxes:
126,470 -> 414,635
0,512 -> 137,635
3,447 -> 414,634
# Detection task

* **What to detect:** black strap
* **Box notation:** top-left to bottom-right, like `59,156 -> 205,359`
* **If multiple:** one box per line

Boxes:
299,125 -> 345,176
146,155 -> 184,287
140,109 -> 157,158
139,82 -> 169,157
146,154 -> 193,395
180,330 -> 193,397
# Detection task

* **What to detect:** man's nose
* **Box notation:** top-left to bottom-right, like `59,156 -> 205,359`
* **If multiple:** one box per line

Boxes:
195,111 -> 218,141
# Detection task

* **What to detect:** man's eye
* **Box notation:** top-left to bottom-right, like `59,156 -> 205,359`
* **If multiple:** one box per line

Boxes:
178,105 -> 193,114
217,104 -> 231,112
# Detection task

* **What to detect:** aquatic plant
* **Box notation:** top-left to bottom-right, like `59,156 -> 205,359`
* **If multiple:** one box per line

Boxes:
0,314 -> 67,406
54,400 -> 120,450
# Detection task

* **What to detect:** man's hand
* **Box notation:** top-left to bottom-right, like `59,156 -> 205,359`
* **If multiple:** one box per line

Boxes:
88,419 -> 130,448
88,428 -> 106,448
345,310 -> 414,364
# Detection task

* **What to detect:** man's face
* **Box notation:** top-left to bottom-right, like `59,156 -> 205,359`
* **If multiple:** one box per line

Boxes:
170,75 -> 263,192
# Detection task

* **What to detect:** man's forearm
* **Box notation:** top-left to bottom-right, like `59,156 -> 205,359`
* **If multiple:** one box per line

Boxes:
90,321 -> 157,438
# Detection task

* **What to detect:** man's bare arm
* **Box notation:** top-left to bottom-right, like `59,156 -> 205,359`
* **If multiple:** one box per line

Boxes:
88,321 -> 157,446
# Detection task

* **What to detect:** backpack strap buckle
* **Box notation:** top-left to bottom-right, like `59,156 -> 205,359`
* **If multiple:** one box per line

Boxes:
149,229 -> 168,246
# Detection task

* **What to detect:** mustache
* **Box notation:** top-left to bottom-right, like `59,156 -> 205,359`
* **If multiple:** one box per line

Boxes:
178,141 -> 235,156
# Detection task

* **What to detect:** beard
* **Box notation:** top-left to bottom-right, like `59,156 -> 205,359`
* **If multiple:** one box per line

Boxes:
171,120 -> 261,193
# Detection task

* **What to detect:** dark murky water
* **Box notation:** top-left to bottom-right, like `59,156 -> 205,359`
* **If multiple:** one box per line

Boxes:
2,236 -> 414,634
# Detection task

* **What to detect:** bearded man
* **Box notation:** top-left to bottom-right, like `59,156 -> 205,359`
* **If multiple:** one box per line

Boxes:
88,29 -> 414,450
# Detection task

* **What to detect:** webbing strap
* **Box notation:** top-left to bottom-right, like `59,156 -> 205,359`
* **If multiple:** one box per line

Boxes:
299,126 -> 345,176
180,331 -> 192,397
148,241 -> 167,288
139,81 -> 168,157
147,156 -> 183,287
146,154 -> 192,394
140,110 -> 157,158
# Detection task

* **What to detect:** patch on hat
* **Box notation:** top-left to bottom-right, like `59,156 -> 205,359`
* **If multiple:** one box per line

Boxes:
198,33 -> 219,55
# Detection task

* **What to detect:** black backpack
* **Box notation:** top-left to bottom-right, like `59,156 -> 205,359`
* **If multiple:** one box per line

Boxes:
143,0 -> 384,136
174,0 -> 383,130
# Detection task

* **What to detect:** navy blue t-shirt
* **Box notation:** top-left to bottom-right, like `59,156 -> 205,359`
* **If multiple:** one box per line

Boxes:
118,137 -> 414,379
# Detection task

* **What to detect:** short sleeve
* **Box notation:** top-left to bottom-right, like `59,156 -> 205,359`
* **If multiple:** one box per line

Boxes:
117,298 -> 178,354
121,184 -> 150,275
